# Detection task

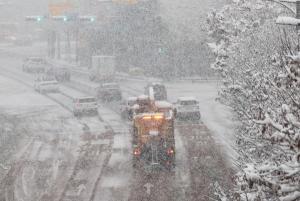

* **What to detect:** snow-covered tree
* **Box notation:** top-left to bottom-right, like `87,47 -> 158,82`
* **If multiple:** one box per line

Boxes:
207,0 -> 300,200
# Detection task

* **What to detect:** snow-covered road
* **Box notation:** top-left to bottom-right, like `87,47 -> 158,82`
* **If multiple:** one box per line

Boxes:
0,56 -> 112,201
0,39 -> 236,200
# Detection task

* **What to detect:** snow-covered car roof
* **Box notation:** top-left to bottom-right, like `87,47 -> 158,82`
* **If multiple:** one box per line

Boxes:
38,80 -> 58,85
155,101 -> 172,108
35,75 -> 56,82
177,96 -> 197,101
102,82 -> 118,86
147,82 -> 164,86
25,57 -> 45,62
137,94 -> 149,100
75,96 -> 96,100
127,96 -> 137,101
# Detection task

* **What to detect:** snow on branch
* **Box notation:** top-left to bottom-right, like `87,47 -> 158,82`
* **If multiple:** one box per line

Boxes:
276,16 -> 300,25
253,113 -> 286,132
285,65 -> 300,84
279,0 -> 297,3
280,191 -> 300,201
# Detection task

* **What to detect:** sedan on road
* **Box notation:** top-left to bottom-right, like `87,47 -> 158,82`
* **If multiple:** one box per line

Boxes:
72,97 -> 98,116
174,97 -> 201,121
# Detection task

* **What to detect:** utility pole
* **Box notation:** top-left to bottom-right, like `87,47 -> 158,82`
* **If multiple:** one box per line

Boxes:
297,0 -> 300,50
56,32 -> 61,59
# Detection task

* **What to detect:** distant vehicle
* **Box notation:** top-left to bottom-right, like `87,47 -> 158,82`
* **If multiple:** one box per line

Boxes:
145,82 -> 167,101
97,82 -> 122,101
46,66 -> 71,82
174,97 -> 201,120
89,55 -> 115,82
120,96 -> 137,120
35,74 -> 56,82
34,80 -> 59,93
22,57 -> 47,73
128,67 -> 144,76
72,97 -> 98,116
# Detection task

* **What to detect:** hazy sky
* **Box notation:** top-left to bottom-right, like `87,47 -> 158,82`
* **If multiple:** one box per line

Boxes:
160,0 -> 226,40
0,0 -> 226,39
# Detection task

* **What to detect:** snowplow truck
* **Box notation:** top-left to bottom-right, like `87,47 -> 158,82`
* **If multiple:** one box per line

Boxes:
132,112 -> 175,171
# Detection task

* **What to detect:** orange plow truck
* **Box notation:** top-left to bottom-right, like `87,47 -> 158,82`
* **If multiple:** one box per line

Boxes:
132,108 -> 175,171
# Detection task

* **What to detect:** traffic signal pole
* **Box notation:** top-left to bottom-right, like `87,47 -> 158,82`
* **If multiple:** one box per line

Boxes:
296,0 -> 300,51
26,15 -> 97,63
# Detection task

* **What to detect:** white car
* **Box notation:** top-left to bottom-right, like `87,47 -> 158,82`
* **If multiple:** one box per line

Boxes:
175,97 -> 201,120
72,97 -> 98,116
23,57 -> 47,73
34,80 -> 59,93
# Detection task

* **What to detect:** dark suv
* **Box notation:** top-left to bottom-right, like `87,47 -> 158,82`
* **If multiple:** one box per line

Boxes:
97,83 -> 122,102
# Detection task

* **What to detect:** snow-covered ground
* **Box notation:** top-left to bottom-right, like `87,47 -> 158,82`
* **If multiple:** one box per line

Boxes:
0,57 -> 113,200
0,74 -> 56,115
0,36 -> 237,200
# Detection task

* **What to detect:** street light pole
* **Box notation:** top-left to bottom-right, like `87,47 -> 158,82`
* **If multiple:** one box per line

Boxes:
296,0 -> 300,50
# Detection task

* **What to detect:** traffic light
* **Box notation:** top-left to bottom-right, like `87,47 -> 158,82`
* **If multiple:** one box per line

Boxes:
52,15 -> 69,22
25,16 -> 45,22
25,15 -> 97,23
78,16 -> 96,22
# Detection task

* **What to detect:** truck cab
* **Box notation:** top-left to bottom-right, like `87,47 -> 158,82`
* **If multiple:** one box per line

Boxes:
145,82 -> 167,101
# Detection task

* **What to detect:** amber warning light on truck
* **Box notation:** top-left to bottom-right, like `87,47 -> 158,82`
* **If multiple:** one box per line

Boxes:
142,114 -> 164,120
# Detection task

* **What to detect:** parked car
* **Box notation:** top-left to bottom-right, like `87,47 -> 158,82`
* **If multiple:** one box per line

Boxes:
120,97 -> 138,120
46,66 -> 71,82
34,80 -> 59,93
174,97 -> 201,120
128,67 -> 144,76
72,97 -> 98,116
97,83 -> 122,102
23,57 -> 47,73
